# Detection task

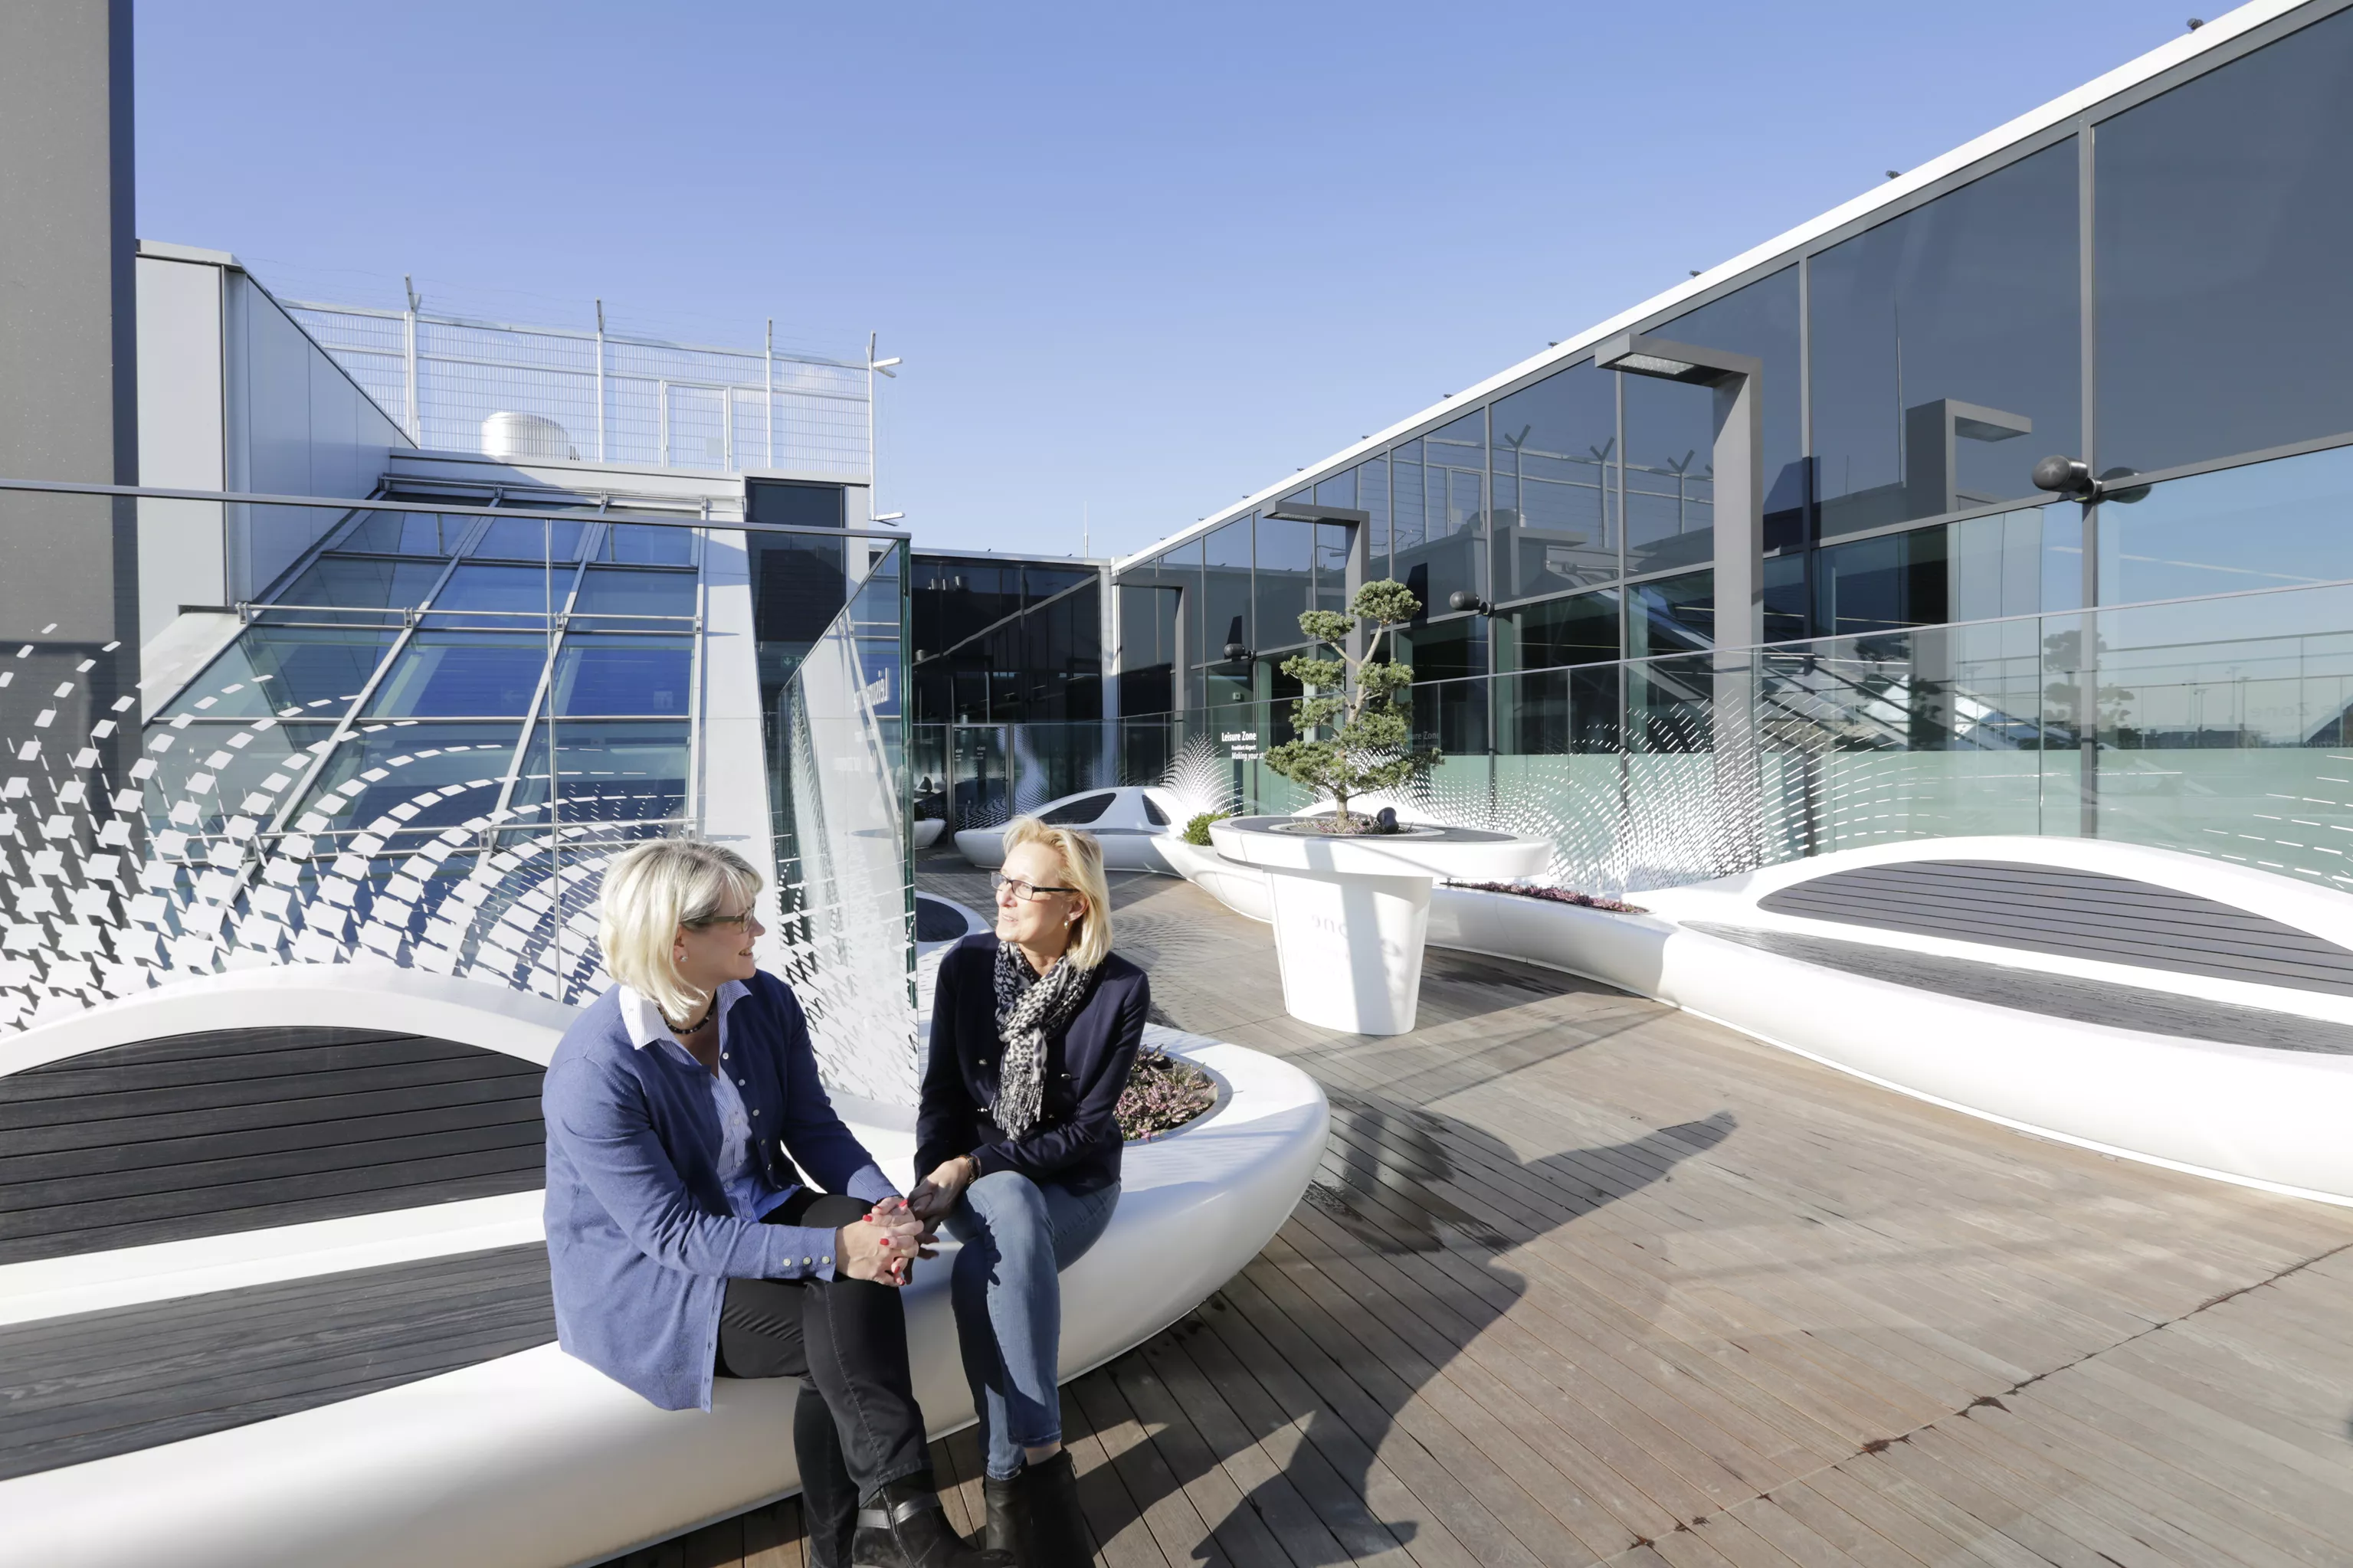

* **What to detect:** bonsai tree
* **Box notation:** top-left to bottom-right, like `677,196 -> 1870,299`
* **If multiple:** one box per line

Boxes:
1263,580 -> 1439,830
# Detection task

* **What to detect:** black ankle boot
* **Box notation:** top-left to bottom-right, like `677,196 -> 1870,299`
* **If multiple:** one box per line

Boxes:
1020,1451 -> 1092,1568
979,1472 -> 1030,1561
852,1475 -> 1009,1568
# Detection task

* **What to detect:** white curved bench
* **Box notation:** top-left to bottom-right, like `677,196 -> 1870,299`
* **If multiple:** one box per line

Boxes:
0,967 -> 1326,1568
1418,836 -> 2353,1207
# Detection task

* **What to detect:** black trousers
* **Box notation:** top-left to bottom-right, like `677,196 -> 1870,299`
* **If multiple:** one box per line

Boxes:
716,1190 -> 931,1565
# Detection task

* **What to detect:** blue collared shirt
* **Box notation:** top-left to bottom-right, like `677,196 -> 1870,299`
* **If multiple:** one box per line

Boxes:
618,982 -> 795,1223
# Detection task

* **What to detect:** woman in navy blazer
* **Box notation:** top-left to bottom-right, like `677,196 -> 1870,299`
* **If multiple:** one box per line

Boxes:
543,839 -> 999,1568
911,818 -> 1148,1566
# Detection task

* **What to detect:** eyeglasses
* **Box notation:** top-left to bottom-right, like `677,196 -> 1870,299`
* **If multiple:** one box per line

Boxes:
991,872 -> 1074,902
684,908 -> 758,931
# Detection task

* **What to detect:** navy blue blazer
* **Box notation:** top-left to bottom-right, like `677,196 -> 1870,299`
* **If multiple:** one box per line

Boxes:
916,934 -> 1149,1196
542,971 -> 896,1411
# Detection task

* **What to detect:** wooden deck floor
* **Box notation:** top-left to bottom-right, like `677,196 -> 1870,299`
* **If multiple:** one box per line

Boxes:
619,862 -> 2353,1567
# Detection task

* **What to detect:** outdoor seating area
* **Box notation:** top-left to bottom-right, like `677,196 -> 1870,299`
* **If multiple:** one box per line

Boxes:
595,856 -> 2353,1567
9,2 -> 2353,1562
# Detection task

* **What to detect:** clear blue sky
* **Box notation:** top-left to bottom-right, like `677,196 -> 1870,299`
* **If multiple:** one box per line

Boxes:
137,1 -> 2197,561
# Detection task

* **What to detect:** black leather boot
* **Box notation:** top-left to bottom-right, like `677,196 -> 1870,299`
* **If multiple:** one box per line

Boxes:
1021,1451 -> 1092,1568
852,1474 -> 1009,1568
979,1471 -> 1029,1561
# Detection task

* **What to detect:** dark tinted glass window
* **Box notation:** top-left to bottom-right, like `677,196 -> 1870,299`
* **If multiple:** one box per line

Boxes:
552,636 -> 693,715
296,723 -> 521,831
274,556 -> 445,613
746,480 -> 845,529
602,523 -> 695,565
1500,587 -> 1619,673
1623,375 -> 1716,577
2097,11 -> 2353,474
1203,520 -> 1254,656
1388,440 -> 1424,588
1396,411 -> 1486,617
431,564 -> 562,622
1763,553 -> 1808,643
1255,517 -> 1315,649
1811,139 -> 2079,536
1657,267 -> 1804,548
365,632 -> 546,718
339,511 -> 466,556
513,721 -> 690,823
1355,457 -> 1391,581
1313,469 -> 1356,510
1493,362 -> 1617,597
1142,794 -> 1169,826
471,518 -> 586,561
1040,791 -> 1116,825
1627,571 -> 1714,658
165,627 -> 398,716
1315,522 -> 1351,614
572,568 -> 697,621
1814,527 -> 1949,637
2099,442 -> 2353,605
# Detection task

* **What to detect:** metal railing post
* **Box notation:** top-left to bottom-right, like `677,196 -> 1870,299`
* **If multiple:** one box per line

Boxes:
765,318 -> 775,470
401,275 -> 421,444
595,298 -> 608,463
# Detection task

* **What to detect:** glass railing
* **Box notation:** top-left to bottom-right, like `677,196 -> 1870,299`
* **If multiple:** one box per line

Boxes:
913,578 -> 2353,899
768,536 -> 916,1102
0,480 -> 916,1066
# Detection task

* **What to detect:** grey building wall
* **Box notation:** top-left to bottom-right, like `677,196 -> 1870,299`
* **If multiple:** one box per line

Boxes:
0,0 -> 142,816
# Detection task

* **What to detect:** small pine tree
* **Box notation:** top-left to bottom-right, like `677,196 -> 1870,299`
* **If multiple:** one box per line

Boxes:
1263,580 -> 1440,830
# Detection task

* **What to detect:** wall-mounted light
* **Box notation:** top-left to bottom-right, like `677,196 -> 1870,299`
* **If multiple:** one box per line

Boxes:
1447,591 -> 1494,617
1222,641 -> 1253,663
2032,457 -> 2148,504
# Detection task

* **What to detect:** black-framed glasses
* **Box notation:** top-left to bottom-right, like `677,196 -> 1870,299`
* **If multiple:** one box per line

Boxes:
991,872 -> 1073,902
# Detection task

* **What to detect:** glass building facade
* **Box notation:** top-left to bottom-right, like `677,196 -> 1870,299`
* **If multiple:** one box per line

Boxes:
1090,3 -> 2353,894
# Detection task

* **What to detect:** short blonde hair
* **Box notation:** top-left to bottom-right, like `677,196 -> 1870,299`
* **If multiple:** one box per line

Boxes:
598,838 -> 762,1022
1002,816 -> 1113,971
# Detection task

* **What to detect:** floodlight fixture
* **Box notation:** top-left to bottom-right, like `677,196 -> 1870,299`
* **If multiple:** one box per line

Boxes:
1591,332 -> 1758,388
1447,591 -> 1494,617
1222,641 -> 1253,663
2032,455 -> 2097,500
872,511 -> 906,524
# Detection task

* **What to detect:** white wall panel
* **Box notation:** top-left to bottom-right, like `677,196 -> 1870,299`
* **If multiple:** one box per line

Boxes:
133,257 -> 227,646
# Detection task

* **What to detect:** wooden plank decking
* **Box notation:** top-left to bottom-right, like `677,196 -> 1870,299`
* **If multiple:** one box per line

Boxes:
618,861 -> 2353,1567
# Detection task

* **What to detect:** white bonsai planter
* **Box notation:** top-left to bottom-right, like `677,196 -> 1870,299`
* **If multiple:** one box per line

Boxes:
1208,817 -> 1547,1034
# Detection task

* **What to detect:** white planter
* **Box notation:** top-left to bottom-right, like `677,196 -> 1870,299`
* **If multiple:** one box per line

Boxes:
912,818 -> 945,849
1210,817 -> 1547,1034
1426,885 -> 1673,989
1156,835 -> 1271,922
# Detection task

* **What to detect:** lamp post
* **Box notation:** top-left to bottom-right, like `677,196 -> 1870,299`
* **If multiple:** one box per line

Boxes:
1594,332 -> 1763,867
867,332 -> 901,522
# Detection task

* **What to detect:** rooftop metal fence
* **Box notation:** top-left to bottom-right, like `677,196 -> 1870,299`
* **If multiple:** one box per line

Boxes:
287,303 -> 871,479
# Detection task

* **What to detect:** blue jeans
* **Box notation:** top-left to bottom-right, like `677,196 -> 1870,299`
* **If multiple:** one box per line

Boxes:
943,1170 -> 1121,1480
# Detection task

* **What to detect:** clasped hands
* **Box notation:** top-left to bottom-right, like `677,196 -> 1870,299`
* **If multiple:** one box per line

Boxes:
831,1155 -> 978,1285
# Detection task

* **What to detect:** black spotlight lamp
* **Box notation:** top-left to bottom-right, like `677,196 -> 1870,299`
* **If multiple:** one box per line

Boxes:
1221,641 -> 1252,663
1447,590 -> 1494,616
2031,455 -> 2097,499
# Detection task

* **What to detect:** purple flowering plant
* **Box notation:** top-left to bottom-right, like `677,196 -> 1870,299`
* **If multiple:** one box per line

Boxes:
1117,1046 -> 1217,1141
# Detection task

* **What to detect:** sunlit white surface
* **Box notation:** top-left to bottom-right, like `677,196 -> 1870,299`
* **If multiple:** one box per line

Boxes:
1210,817 -> 1548,1034
1426,836 -> 2353,1206
0,973 -> 1326,1568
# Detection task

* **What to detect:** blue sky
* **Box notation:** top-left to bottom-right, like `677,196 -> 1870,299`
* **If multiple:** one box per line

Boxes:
138,1 -> 2197,561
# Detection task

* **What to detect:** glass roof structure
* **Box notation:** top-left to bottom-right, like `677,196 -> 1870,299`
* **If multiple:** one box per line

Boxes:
153,505 -> 705,866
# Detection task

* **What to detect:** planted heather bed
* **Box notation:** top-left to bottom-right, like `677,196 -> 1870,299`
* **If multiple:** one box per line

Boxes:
1444,881 -> 1647,914
1117,1046 -> 1217,1141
